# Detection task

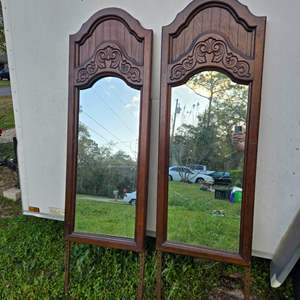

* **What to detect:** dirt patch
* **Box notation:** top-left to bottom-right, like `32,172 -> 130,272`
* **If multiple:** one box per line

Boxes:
0,166 -> 17,194
207,273 -> 259,300
0,196 -> 21,218
0,128 -> 16,143
207,287 -> 244,300
0,166 -> 20,218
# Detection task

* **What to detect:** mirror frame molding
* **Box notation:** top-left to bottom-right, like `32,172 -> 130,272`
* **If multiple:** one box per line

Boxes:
156,0 -> 266,267
64,8 -> 152,253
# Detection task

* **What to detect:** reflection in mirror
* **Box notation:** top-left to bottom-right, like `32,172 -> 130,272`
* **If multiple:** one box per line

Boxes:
167,71 -> 248,252
75,77 -> 140,238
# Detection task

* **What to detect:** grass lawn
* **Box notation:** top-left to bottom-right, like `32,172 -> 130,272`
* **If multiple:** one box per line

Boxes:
0,80 -> 10,87
0,142 -> 15,160
0,196 -> 294,299
0,95 -> 14,129
75,194 -> 135,238
168,182 -> 241,252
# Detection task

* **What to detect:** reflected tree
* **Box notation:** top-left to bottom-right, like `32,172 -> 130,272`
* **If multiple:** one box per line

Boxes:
170,71 -> 248,181
77,123 -> 136,198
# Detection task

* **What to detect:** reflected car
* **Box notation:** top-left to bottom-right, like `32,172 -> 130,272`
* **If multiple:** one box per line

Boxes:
209,171 -> 232,185
188,164 -> 207,173
123,191 -> 136,205
169,166 -> 214,184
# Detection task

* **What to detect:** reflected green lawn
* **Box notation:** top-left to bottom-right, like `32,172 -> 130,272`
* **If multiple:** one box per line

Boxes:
168,182 -> 241,252
75,194 -> 135,238
75,183 -> 241,252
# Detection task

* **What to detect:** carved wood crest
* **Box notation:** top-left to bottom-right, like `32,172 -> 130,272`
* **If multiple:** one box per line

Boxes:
169,34 -> 253,83
75,42 -> 143,87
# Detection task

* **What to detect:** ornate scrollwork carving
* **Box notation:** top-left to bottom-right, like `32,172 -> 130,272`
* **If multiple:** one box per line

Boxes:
170,37 -> 252,82
76,44 -> 142,85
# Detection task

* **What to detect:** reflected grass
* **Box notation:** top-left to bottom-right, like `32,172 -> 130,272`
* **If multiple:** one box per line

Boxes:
168,182 -> 241,252
75,194 -> 135,238
75,184 -> 241,252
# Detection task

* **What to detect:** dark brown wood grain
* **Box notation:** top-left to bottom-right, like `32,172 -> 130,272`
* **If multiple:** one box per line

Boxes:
156,0 -> 266,267
64,7 -> 153,254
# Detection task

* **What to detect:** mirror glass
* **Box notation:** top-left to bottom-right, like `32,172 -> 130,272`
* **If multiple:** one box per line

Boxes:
167,71 -> 248,252
75,77 -> 140,238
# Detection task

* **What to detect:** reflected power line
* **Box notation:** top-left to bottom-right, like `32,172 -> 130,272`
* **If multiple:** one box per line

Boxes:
82,110 -> 122,142
97,92 -> 136,134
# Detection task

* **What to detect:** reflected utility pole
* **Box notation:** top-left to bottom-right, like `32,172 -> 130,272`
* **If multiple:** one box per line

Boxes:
171,98 -> 181,142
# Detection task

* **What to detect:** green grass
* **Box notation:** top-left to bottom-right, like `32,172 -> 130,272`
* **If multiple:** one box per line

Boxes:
168,182 -> 241,252
75,194 -> 135,238
0,80 -> 10,87
0,96 -> 14,129
0,142 -> 15,160
0,196 -> 294,299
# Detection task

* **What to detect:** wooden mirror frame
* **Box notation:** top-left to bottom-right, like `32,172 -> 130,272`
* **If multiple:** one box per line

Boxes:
156,0 -> 265,297
64,8 -> 152,298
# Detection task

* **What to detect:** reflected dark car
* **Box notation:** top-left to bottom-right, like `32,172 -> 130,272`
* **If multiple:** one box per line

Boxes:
210,171 -> 232,185
0,68 -> 9,80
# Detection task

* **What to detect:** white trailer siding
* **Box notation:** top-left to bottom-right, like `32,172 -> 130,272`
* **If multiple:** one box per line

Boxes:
2,0 -> 300,259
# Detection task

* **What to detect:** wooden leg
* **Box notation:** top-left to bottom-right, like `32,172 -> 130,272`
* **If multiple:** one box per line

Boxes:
243,265 -> 251,300
64,240 -> 72,293
137,251 -> 146,300
156,251 -> 163,300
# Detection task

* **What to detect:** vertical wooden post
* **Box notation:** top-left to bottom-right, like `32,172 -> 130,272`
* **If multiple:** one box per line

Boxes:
156,250 -> 163,300
137,251 -> 146,300
243,265 -> 251,300
64,240 -> 72,293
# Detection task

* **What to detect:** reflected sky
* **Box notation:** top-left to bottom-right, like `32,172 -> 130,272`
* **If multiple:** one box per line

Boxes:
79,77 -> 140,160
172,85 -> 208,133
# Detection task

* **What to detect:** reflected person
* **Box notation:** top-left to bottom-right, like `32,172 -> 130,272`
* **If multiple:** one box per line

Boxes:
232,126 -> 245,152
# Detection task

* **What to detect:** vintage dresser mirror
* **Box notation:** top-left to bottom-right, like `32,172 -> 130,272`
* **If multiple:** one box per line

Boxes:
64,8 -> 152,298
156,0 -> 266,298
